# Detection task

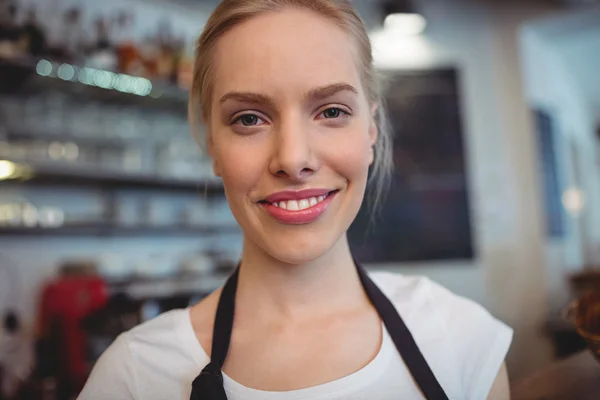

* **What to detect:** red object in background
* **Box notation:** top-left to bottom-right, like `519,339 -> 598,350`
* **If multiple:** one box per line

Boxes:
38,275 -> 108,392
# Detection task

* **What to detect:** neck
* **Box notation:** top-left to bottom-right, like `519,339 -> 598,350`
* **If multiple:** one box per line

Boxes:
236,234 -> 368,322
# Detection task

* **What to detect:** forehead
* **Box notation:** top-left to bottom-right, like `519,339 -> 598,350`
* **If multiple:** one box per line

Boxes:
211,8 -> 364,101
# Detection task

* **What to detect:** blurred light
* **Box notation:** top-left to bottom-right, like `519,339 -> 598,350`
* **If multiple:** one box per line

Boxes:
36,59 -> 52,76
562,187 -> 585,217
57,63 -> 76,81
0,160 -> 16,180
79,67 -> 94,85
1,205 -> 18,226
36,60 -> 156,98
149,89 -> 163,99
21,203 -> 38,227
48,142 -> 66,159
108,72 -> 118,88
95,71 -> 116,89
133,78 -> 152,96
93,70 -> 111,88
86,68 -> 99,86
38,207 -> 65,228
64,142 -> 79,161
116,74 -> 133,93
384,13 -> 427,36
370,29 -> 435,69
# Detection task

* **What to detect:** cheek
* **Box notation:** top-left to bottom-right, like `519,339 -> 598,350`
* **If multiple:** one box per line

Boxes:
212,136 -> 267,196
322,130 -> 372,183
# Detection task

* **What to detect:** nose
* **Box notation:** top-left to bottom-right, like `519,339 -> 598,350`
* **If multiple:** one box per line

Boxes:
268,116 -> 318,181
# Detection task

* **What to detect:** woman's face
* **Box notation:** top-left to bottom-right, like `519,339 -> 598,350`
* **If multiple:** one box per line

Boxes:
208,8 -> 376,264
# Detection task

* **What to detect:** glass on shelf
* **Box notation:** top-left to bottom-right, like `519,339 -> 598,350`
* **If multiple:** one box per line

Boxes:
0,96 -> 24,131
76,144 -> 100,166
156,140 -> 187,178
44,141 -> 81,164
108,106 -> 139,140
22,96 -> 47,134
63,142 -> 80,163
29,141 -> 51,162
68,101 -> 103,138
122,147 -> 143,173
132,108 -> 154,141
98,146 -> 127,172
45,92 -> 68,136
38,207 -> 66,228
8,142 -> 27,161
178,202 -> 208,227
156,113 -> 185,142
0,202 -> 64,228
113,198 -> 141,227
0,142 -> 12,159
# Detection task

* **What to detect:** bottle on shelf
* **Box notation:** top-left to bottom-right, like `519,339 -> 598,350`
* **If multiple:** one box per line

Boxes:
0,1 -> 27,60
86,17 -> 117,71
51,7 -> 88,63
21,7 -> 47,57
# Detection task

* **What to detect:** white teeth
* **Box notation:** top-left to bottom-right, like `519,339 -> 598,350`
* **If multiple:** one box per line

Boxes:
299,199 -> 310,210
287,200 -> 299,211
270,194 -> 330,212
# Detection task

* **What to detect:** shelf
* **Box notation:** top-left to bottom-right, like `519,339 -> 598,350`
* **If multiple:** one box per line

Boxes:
0,161 -> 224,194
0,222 -> 240,237
0,57 -> 189,112
1,127 -> 149,146
109,275 -> 228,300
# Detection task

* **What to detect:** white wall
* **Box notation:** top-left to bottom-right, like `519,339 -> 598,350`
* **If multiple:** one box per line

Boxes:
368,0 -> 563,378
521,4 -> 600,321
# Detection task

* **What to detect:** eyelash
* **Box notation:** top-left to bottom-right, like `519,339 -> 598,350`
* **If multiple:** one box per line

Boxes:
230,107 -> 351,127
317,107 -> 350,120
231,113 -> 266,127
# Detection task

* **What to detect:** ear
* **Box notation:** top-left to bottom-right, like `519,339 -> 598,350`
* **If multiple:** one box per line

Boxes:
368,103 -> 379,165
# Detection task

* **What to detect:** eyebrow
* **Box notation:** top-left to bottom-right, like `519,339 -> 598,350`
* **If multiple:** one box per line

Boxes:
219,92 -> 276,108
218,83 -> 359,107
305,83 -> 359,102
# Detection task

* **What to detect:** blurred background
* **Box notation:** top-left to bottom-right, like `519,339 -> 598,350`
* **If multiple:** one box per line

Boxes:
0,0 -> 599,398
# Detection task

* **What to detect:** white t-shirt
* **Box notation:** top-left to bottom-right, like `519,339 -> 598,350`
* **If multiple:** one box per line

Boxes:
78,272 -> 513,400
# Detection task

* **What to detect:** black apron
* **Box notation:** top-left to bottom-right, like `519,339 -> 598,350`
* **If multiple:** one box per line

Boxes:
190,262 -> 449,400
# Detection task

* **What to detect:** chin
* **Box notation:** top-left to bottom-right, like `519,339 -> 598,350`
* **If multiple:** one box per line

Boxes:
255,227 -> 343,265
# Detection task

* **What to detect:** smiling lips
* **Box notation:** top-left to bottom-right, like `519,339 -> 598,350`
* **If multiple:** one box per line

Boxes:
260,188 -> 337,224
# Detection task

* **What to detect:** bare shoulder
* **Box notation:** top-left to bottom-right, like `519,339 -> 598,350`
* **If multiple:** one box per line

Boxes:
189,287 -> 222,358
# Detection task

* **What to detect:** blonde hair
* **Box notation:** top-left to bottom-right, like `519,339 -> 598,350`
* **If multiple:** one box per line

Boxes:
189,0 -> 393,212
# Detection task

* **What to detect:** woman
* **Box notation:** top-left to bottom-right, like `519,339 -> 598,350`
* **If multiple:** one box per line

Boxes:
79,1 -> 512,399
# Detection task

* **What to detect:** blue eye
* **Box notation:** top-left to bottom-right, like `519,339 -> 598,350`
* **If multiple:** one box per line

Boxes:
320,108 -> 347,119
234,114 -> 264,126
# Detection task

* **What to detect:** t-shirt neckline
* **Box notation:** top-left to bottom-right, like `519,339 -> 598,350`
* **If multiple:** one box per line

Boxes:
180,307 -> 394,399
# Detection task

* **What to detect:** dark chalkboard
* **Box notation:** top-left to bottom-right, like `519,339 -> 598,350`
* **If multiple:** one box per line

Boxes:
348,69 -> 474,263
